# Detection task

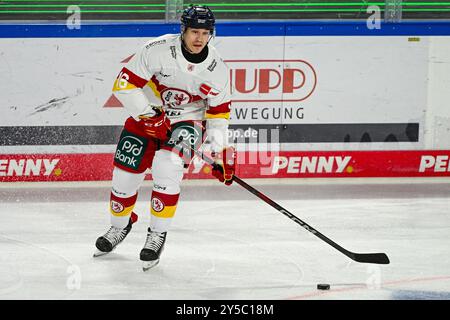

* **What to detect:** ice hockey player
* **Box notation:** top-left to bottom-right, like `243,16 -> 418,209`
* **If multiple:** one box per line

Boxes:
93,5 -> 235,271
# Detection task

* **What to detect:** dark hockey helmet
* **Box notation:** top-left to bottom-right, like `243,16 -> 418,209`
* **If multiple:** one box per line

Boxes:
180,4 -> 215,34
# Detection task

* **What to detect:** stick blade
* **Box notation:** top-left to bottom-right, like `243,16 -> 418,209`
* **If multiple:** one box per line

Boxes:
352,252 -> 390,264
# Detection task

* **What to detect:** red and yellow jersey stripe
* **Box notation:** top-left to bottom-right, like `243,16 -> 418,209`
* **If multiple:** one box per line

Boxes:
205,101 -> 231,120
112,67 -> 149,92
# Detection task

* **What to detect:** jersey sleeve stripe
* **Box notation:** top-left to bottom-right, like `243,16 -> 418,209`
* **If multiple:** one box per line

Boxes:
147,78 -> 162,99
150,75 -> 167,93
205,112 -> 230,119
117,67 -> 149,89
206,101 -> 231,115
112,79 -> 137,91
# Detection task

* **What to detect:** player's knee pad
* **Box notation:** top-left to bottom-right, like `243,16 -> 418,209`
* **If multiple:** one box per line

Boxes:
151,150 -> 184,194
149,150 -> 183,223
111,167 -> 145,197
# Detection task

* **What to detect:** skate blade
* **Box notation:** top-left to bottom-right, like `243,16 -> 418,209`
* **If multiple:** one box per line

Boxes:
142,259 -> 159,271
93,249 -> 110,257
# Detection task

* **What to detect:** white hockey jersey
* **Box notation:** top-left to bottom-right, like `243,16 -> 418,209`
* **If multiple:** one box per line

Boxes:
112,34 -> 231,151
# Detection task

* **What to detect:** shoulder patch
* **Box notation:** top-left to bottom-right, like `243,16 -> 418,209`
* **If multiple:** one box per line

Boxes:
207,59 -> 217,72
170,46 -> 177,59
200,83 -> 219,97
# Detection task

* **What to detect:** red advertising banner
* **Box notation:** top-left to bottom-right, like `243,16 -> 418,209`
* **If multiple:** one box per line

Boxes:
1,150 -> 450,182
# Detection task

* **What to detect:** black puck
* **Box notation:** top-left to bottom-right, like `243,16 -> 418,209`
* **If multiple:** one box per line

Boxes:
317,284 -> 330,290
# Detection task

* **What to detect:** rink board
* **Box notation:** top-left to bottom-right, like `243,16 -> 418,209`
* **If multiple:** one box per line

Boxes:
1,21 -> 450,181
0,36 -> 427,135
1,150 -> 450,182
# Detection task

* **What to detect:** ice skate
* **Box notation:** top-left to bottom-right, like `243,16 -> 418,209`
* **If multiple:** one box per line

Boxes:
93,212 -> 138,257
140,228 -> 167,271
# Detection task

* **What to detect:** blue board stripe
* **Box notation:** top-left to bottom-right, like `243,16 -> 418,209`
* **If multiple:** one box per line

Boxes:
0,21 -> 449,38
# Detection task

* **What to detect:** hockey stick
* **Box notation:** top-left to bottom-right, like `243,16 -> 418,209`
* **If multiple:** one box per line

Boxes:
141,99 -> 208,119
178,139 -> 390,265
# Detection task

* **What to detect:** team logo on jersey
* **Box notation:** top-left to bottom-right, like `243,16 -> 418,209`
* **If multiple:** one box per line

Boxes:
151,197 -> 164,212
110,200 -> 124,213
161,88 -> 192,106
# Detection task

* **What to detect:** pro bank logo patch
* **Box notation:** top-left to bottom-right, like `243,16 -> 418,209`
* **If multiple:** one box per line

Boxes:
115,133 -> 147,170
168,124 -> 202,146
226,59 -> 317,102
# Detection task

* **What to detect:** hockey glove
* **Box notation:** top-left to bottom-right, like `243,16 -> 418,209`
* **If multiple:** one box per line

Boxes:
138,107 -> 171,140
211,147 -> 236,186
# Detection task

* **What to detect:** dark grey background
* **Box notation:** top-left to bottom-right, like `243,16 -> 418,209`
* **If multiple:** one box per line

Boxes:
0,1 -> 449,21
0,122 -> 419,145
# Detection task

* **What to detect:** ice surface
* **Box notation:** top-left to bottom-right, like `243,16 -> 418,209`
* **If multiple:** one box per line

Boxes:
0,180 -> 449,300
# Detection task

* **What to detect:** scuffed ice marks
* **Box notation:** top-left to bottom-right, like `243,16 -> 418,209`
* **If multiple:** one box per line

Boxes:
29,96 -> 70,116
70,71 -> 104,82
